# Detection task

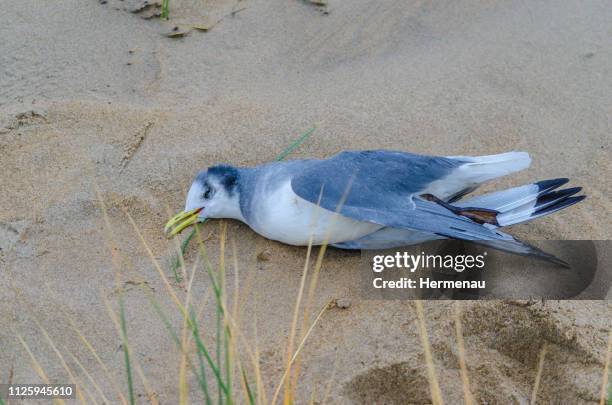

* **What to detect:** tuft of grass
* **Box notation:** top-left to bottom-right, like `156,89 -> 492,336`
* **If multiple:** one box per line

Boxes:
12,124 -> 331,404
124,208 -> 232,402
9,125 -> 328,405
168,127 -> 316,281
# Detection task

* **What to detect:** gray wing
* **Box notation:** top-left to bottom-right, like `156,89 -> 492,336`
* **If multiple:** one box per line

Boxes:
290,150 -> 512,241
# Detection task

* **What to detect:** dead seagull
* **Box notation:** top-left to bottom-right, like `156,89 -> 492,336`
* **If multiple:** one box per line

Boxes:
165,150 -> 584,263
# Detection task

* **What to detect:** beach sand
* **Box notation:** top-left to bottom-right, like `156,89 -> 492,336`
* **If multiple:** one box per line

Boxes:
1,0 -> 611,403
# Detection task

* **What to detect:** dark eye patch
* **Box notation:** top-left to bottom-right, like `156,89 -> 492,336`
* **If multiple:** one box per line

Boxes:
202,184 -> 213,199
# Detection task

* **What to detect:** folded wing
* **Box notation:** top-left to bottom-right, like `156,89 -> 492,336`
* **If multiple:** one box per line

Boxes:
290,150 -> 527,242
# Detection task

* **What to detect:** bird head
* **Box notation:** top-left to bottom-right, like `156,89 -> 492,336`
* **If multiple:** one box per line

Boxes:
164,165 -> 241,237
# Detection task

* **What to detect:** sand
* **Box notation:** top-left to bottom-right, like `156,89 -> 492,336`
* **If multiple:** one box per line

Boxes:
1,0 -> 611,403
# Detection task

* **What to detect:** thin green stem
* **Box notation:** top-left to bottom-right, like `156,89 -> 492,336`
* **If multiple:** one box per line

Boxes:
274,127 -> 315,161
189,307 -> 213,405
170,227 -> 197,282
119,297 -> 135,405
144,286 -> 212,402
225,325 -> 232,405
241,365 -> 256,405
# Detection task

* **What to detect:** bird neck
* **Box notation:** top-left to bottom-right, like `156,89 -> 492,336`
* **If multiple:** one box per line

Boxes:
220,193 -> 246,222
234,167 -> 259,224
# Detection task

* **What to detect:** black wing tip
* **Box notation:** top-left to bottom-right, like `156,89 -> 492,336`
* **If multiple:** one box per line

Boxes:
568,195 -> 587,204
535,178 -> 569,191
555,186 -> 582,196
536,187 -> 582,205
535,195 -> 586,216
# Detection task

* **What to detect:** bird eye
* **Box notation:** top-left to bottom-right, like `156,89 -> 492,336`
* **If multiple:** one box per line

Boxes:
203,189 -> 211,199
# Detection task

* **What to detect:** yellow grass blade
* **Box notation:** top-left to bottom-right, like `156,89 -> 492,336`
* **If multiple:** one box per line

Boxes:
531,342 -> 548,405
30,317 -> 90,404
62,310 -> 128,405
415,300 -> 444,405
66,350 -> 112,405
599,329 -> 612,405
272,300 -> 331,404
123,209 -> 190,318
453,302 -> 474,405
14,332 -> 65,405
251,305 -> 266,405
289,180 -> 353,402
67,314 -> 128,403
282,223 -> 318,404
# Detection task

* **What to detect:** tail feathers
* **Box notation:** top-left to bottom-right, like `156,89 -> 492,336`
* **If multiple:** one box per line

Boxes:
498,194 -> 585,227
453,178 -> 584,228
456,178 -> 568,211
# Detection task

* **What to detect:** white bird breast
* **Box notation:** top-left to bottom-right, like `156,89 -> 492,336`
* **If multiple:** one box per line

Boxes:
251,181 -> 383,246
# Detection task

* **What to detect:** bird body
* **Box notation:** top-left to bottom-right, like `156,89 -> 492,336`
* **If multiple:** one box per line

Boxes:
166,150 -> 584,264
246,179 -> 383,245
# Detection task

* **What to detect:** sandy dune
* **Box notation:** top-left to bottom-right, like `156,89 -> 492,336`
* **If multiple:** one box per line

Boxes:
1,0 -> 611,403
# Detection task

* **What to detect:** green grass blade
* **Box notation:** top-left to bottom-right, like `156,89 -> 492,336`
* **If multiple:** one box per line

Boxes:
190,307 -> 213,405
216,244 -> 225,405
216,301 -> 223,404
158,287 -> 229,398
274,127 -> 316,162
225,325 -> 232,405
181,257 -> 229,398
191,318 -> 230,396
241,365 -> 256,405
170,226 -> 198,282
0,394 -> 5,405
161,0 -> 169,19
194,225 -> 230,403
143,287 -> 213,402
119,297 -> 135,405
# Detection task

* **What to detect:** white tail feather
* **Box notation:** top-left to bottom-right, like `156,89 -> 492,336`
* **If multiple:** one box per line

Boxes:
426,152 -> 531,199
